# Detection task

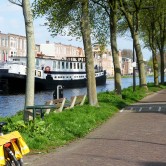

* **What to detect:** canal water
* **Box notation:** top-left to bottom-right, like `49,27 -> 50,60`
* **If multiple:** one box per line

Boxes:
0,76 -> 155,117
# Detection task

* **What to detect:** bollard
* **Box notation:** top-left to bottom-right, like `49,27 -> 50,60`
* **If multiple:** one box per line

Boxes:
53,85 -> 63,99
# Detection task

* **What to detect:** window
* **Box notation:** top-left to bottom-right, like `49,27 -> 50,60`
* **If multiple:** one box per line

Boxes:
36,59 -> 39,66
2,38 -> 5,47
20,39 -> 22,49
62,62 -> 64,69
6,38 -> 8,47
53,61 -> 56,69
14,52 -> 17,56
11,51 -> 13,57
80,63 -> 83,69
66,62 -> 68,69
58,61 -> 60,69
70,62 -> 72,69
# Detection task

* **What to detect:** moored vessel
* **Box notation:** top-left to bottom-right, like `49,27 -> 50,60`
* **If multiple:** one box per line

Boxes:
0,56 -> 106,94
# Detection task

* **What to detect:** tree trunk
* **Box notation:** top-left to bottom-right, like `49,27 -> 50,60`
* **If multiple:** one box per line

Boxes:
152,49 -> 159,86
119,6 -> 147,90
133,31 -> 147,89
110,0 -> 122,95
159,48 -> 165,84
157,11 -> 166,84
150,21 -> 159,86
80,0 -> 98,106
22,0 -> 36,121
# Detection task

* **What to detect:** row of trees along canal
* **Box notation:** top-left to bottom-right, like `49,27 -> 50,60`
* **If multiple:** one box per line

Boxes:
9,0 -> 166,121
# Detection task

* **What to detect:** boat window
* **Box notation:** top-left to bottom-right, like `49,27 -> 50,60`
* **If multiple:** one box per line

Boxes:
70,62 -> 72,69
36,59 -> 39,66
58,61 -> 60,69
77,63 -> 79,69
66,62 -> 68,69
74,63 -> 76,69
53,61 -> 56,69
62,62 -> 64,69
80,63 -> 83,69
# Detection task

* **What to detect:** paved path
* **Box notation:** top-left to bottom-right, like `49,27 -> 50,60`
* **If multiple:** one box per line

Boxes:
24,90 -> 166,166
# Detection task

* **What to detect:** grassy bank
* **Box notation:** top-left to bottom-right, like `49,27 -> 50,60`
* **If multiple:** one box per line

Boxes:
1,83 -> 166,153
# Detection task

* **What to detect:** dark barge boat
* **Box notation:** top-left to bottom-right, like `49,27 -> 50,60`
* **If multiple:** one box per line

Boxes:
0,56 -> 106,94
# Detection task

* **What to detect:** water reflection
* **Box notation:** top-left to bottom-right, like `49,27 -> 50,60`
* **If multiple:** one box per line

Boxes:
0,76 -> 155,117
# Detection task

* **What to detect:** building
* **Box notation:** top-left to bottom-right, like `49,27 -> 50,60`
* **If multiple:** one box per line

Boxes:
121,57 -> 133,75
39,41 -> 84,59
0,32 -> 133,77
0,32 -> 26,61
92,44 -> 123,77
0,32 -> 40,61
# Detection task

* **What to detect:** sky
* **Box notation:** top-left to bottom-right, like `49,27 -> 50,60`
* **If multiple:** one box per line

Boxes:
0,0 -> 152,60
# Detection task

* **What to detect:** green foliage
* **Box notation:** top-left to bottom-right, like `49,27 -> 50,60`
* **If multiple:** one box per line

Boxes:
122,86 -> 147,102
1,84 -> 166,152
4,119 -> 26,132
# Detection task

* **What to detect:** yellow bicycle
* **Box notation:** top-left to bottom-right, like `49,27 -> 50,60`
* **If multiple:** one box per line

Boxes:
0,122 -> 30,166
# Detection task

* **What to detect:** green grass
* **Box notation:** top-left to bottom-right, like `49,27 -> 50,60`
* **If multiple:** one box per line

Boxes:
1,83 -> 166,153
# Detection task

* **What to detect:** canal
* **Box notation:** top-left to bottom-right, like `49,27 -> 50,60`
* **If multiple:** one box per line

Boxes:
0,76 -> 155,117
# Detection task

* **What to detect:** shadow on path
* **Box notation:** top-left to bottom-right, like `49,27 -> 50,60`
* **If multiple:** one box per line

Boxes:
140,161 -> 166,166
85,137 -> 166,146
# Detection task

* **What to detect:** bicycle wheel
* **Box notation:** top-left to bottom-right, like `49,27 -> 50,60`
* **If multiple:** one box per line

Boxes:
5,158 -> 23,166
18,159 -> 23,166
5,147 -> 21,166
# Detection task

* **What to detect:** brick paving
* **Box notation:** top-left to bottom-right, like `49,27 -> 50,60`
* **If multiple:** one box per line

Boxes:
24,90 -> 166,166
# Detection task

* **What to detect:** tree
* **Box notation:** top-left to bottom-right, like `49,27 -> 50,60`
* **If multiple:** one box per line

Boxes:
33,0 -> 98,106
139,0 -> 159,86
140,0 -> 166,85
119,0 -> 148,90
155,0 -> 166,84
80,0 -> 98,106
92,0 -> 122,95
109,0 -> 122,95
9,0 -> 36,121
